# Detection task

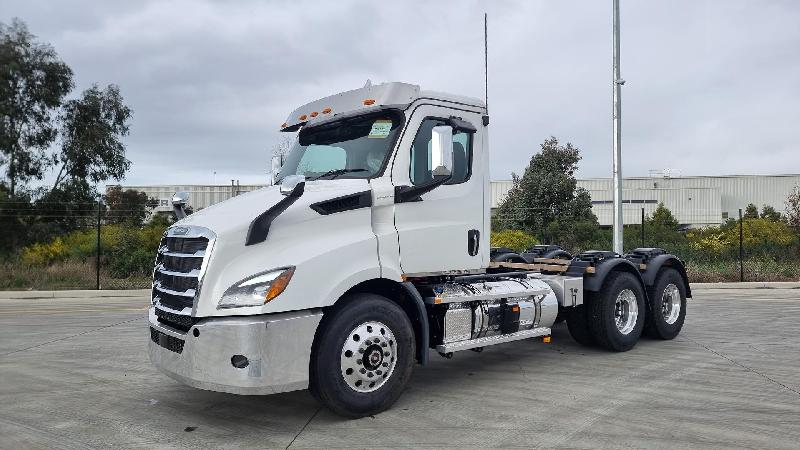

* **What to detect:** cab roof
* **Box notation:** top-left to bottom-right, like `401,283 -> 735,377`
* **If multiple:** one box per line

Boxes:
281,82 -> 485,131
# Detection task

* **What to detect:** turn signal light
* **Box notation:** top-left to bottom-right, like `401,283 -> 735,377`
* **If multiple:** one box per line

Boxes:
543,336 -> 552,343
322,107 -> 332,114
266,267 -> 295,302
363,99 -> 375,105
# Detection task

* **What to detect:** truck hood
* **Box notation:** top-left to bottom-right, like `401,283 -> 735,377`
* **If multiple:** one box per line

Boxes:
176,178 -> 371,236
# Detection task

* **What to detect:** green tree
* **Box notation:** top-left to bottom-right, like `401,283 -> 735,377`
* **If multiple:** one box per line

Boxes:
0,19 -> 74,195
495,137 -> 597,245
759,205 -> 782,222
104,186 -> 150,227
743,203 -> 759,219
52,84 -> 132,191
647,203 -> 679,229
490,229 -> 538,251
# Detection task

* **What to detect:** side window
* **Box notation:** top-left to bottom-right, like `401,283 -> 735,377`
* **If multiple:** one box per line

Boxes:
410,118 -> 473,185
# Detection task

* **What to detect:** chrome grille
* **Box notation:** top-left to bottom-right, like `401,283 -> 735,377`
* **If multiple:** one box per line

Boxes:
152,226 -> 215,314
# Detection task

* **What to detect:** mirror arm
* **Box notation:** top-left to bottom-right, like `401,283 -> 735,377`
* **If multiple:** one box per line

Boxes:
394,174 -> 451,203
246,181 -> 305,246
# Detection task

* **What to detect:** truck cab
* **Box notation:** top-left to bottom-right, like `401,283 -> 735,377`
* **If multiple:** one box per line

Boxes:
148,82 -> 689,418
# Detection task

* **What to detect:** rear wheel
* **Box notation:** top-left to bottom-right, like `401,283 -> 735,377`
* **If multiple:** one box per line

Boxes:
588,271 -> 646,352
310,293 -> 415,418
644,268 -> 687,340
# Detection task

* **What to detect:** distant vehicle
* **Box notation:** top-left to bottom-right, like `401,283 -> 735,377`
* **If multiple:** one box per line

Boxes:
148,82 -> 689,418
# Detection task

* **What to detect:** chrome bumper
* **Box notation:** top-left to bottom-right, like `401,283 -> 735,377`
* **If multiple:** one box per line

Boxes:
148,307 -> 323,395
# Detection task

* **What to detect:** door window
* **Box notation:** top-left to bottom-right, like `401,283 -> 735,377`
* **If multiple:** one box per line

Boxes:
410,118 -> 473,185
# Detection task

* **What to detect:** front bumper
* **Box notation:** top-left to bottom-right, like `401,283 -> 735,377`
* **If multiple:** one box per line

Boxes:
148,307 -> 323,395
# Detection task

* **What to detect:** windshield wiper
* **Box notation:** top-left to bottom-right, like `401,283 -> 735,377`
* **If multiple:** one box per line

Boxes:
310,168 -> 367,181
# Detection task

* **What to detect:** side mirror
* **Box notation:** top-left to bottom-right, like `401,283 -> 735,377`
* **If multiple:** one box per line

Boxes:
431,126 -> 454,179
270,154 -> 284,185
172,191 -> 190,220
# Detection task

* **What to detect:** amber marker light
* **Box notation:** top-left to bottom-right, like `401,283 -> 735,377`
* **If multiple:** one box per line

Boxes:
322,107 -> 332,114
543,336 -> 552,343
310,111 -> 319,117
363,99 -> 375,105
281,123 -> 288,129
265,267 -> 295,302
299,114 -> 307,121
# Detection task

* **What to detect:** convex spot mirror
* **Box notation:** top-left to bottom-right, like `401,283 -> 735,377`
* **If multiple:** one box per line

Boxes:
431,125 -> 454,178
271,154 -> 284,185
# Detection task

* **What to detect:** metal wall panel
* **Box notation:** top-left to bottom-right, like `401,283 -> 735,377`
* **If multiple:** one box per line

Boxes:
490,174 -> 800,227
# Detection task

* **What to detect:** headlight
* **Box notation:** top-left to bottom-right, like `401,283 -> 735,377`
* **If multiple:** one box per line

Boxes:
218,267 -> 295,308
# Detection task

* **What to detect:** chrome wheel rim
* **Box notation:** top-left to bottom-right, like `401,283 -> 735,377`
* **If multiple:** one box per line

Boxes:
614,289 -> 638,335
340,321 -> 397,393
662,284 -> 681,325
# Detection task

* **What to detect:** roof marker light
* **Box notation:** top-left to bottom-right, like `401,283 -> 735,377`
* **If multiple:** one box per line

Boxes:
310,111 -> 318,118
322,107 -> 332,114
363,99 -> 375,106
298,114 -> 307,121
281,123 -> 288,129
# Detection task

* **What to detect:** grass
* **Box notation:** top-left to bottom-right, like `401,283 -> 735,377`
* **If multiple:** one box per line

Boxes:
0,260 -> 151,290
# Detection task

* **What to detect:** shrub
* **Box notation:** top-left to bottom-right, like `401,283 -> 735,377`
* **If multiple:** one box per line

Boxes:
491,229 -> 538,251
20,238 -> 69,266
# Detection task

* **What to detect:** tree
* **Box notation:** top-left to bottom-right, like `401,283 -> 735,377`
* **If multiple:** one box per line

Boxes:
743,203 -> 759,219
0,19 -> 74,195
760,204 -> 782,222
104,186 -> 150,227
52,84 -> 132,191
647,203 -> 679,229
787,186 -> 800,229
495,137 -> 597,243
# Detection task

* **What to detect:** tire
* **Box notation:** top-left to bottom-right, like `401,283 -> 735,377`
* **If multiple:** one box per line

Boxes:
566,298 -> 595,346
309,293 -> 415,418
587,271 -> 646,352
644,268 -> 687,340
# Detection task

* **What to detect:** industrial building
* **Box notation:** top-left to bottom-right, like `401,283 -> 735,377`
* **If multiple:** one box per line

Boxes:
493,174 -> 800,227
119,174 -> 800,228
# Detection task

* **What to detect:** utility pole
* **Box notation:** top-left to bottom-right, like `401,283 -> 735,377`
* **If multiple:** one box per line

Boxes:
612,0 -> 625,254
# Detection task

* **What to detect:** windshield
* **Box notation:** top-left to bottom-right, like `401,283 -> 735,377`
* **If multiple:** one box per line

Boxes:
276,112 -> 403,183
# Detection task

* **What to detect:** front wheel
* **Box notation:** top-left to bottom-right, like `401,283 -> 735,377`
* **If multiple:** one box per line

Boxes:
310,293 -> 415,418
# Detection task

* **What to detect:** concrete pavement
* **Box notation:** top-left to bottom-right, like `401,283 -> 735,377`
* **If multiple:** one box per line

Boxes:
1,287 -> 799,448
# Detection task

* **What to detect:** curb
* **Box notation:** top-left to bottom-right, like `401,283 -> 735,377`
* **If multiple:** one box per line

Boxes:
0,289 -> 151,300
691,282 -> 800,290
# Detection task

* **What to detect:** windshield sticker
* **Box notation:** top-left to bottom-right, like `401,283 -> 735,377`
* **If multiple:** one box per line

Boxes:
368,120 -> 392,138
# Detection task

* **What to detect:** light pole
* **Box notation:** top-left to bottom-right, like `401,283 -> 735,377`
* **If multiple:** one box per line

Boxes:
612,0 -> 625,254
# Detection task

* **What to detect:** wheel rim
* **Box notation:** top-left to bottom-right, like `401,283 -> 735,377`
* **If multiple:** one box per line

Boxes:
661,283 -> 681,325
340,321 -> 397,393
614,289 -> 638,335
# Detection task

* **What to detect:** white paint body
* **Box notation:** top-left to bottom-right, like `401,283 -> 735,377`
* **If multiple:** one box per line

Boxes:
149,82 -> 491,395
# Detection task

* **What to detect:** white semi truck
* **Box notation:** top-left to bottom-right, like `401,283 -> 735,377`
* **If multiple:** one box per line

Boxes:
148,82 -> 689,418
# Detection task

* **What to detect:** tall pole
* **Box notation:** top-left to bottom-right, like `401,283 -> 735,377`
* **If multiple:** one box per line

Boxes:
484,13 -> 489,110
612,0 -> 625,254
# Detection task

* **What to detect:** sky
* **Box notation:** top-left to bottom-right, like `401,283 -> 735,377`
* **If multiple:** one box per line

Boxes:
3,0 -> 800,187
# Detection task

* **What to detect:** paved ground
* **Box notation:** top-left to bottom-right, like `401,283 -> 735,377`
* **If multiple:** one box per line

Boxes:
1,286 -> 799,449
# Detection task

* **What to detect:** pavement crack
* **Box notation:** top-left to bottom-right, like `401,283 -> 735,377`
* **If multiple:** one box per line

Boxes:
285,406 -> 322,449
0,316 -> 142,358
686,336 -> 800,396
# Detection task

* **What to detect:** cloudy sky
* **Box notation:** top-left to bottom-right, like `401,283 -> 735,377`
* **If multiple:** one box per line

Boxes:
4,0 -> 800,187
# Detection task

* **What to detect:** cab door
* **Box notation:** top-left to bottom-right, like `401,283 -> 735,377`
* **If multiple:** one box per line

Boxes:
391,104 -> 486,274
